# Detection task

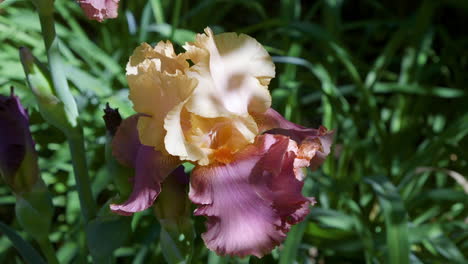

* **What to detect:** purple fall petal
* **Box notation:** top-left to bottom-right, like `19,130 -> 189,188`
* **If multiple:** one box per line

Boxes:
110,146 -> 171,215
110,114 -> 180,215
255,108 -> 333,170
189,134 -> 312,258
77,0 -> 119,22
111,114 -> 141,168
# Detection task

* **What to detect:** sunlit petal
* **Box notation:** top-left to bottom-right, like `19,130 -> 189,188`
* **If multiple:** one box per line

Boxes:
184,27 -> 275,118
127,43 -> 196,151
165,105 -> 258,165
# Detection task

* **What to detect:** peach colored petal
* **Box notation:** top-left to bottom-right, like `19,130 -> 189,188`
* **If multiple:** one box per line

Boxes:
127,42 -> 188,75
164,101 -> 258,165
126,43 -> 197,151
183,27 -> 275,118
164,102 -> 205,163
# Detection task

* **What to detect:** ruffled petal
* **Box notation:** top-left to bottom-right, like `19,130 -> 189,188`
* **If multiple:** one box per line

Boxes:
126,43 -> 196,150
110,146 -> 179,215
184,27 -> 275,118
165,104 -> 258,165
164,103 -> 206,163
111,115 -> 180,215
189,134 -> 312,257
77,0 -> 119,22
254,108 -> 333,170
127,42 -> 188,75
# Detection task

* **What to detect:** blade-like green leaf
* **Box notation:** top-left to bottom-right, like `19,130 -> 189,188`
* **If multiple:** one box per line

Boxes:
0,221 -> 47,264
366,176 -> 410,264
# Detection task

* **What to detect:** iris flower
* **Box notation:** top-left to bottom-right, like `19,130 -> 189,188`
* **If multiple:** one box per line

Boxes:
111,28 -> 333,257
77,0 -> 119,22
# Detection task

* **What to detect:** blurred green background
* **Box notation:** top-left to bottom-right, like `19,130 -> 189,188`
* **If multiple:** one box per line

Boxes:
1,0 -> 467,263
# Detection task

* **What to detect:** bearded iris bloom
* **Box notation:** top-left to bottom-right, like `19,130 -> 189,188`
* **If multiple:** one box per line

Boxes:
111,28 -> 333,257
77,0 -> 119,22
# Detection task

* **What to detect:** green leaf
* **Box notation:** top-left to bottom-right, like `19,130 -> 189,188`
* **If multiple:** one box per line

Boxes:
0,221 -> 47,264
208,251 -> 230,264
85,215 -> 132,261
430,235 -> 467,263
366,176 -> 410,264
160,226 -> 193,264
279,217 -> 308,264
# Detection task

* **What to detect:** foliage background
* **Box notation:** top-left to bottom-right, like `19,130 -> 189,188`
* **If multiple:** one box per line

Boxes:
1,0 -> 467,263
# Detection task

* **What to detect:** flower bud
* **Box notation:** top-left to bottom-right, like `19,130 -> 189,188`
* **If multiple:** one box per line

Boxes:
0,88 -> 39,194
0,89 -> 54,241
20,47 -> 78,134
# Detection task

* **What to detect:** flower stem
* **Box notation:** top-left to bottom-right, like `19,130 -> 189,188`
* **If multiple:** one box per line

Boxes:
38,13 -> 55,50
68,128 -> 97,223
37,239 -> 59,264
37,3 -> 96,224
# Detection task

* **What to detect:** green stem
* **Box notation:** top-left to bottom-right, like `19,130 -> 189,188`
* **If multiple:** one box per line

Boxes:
38,13 -> 55,50
151,0 -> 165,24
37,2 -> 96,224
170,0 -> 182,39
39,13 -> 79,129
34,2 -> 104,263
68,129 -> 97,223
37,239 -> 59,264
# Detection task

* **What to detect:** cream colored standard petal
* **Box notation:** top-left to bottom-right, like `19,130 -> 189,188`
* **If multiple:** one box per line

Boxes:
127,42 -> 188,75
164,102 -> 206,163
165,100 -> 259,165
184,27 -> 275,118
127,59 -> 197,150
136,115 -> 162,148
127,61 -> 196,115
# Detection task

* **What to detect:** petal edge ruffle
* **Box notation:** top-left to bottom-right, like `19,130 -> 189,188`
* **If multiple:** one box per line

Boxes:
254,108 -> 333,170
189,134 -> 313,257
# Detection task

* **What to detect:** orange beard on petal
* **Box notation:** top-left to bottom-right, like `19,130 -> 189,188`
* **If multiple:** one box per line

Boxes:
213,147 -> 235,164
183,112 -> 256,165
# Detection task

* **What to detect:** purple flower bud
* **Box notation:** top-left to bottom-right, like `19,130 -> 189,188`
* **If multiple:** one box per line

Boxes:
0,88 -> 39,194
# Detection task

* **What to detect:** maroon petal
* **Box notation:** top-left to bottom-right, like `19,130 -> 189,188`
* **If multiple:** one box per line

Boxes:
77,0 -> 119,22
189,134 -> 312,258
110,146 -> 179,215
254,108 -> 333,170
111,114 -> 141,167
110,114 -> 180,215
